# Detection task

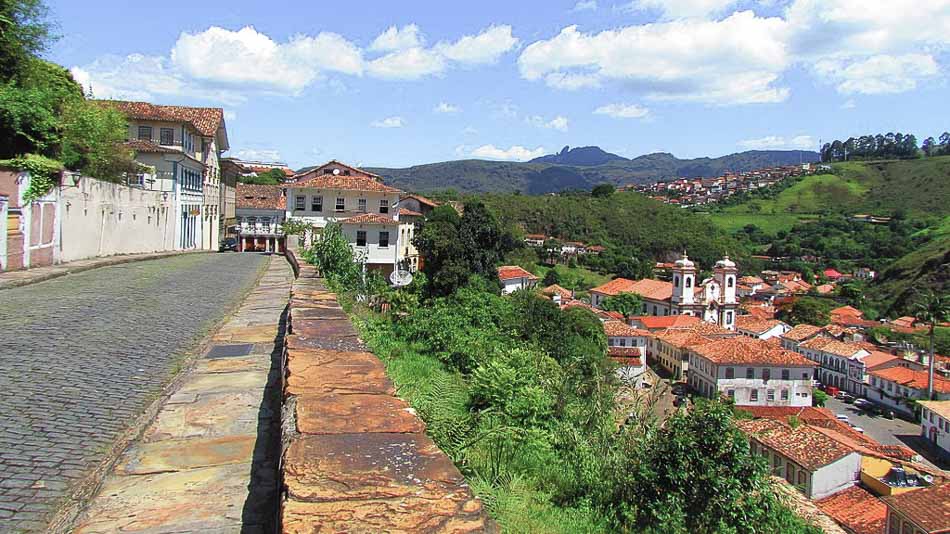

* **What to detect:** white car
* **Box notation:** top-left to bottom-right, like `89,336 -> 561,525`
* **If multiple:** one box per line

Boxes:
851,426 -> 865,434
836,414 -> 849,422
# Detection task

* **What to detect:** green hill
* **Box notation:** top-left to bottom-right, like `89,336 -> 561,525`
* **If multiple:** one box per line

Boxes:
872,218 -> 950,314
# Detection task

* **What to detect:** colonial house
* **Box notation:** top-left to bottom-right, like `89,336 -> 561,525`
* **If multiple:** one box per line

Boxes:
798,336 -> 871,393
541,283 -> 573,303
497,265 -> 539,294
284,160 -> 406,276
688,337 -> 815,407
736,316 -> 791,340
109,101 -> 229,252
738,418 -> 863,500
398,194 -> 440,218
397,208 -> 422,272
868,367 -> 950,416
918,401 -> 950,462
649,329 -> 715,380
604,321 -> 651,386
590,254 -> 741,330
235,184 -> 285,253
882,482 -> 950,534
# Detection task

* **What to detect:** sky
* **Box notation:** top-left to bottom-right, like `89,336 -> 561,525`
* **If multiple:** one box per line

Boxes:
47,0 -> 950,169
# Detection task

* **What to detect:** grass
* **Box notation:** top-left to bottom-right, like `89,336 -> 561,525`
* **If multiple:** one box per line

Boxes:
704,213 -> 817,234
529,263 -> 611,292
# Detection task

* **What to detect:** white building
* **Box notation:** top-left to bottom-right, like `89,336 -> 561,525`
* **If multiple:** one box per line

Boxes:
797,336 -> 870,393
590,254 -> 740,330
736,316 -> 791,340
497,265 -> 539,294
868,367 -> 950,417
918,401 -> 950,462
604,321 -> 651,386
235,183 -> 285,253
739,418 -> 862,499
688,337 -> 816,406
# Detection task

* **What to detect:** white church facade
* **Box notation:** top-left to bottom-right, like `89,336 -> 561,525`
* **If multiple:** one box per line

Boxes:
591,254 -> 741,330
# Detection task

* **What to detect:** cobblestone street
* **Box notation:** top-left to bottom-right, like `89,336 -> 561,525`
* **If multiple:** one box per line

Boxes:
0,253 -> 268,532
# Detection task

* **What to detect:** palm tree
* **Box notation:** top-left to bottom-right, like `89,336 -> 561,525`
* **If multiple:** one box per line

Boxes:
914,292 -> 949,400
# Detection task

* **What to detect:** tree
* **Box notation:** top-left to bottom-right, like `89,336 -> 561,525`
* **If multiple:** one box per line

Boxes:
813,389 -> 828,407
913,292 -> 949,400
0,0 -> 54,80
922,137 -> 936,157
591,183 -> 615,197
309,222 -> 362,291
537,238 -> 562,265
542,269 -> 560,286
601,292 -> 643,319
778,297 -> 833,326
60,98 -> 137,180
239,168 -> 284,185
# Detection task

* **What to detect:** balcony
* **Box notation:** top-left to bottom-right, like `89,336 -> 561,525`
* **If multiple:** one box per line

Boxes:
237,224 -> 283,236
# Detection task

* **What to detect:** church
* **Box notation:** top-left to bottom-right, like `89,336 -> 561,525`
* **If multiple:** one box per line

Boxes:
590,254 -> 740,330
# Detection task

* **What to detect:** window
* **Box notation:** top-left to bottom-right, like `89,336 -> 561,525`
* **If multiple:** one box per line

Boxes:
343,169 -> 351,176
674,275 -> 680,287
619,339 -> 626,347
138,125 -> 152,140
727,276 -> 734,288
797,470 -> 806,487
356,230 -> 366,247
324,168 -> 333,175
379,199 -> 389,214
781,390 -> 789,401
750,389 -> 758,401
685,277 -> 692,288
358,198 -> 367,212
781,369 -> 790,380
335,197 -> 345,211
160,128 -> 174,145
725,367 -> 735,379
295,196 -> 306,211
767,389 -> 775,401
311,196 -> 323,212
379,231 -> 389,247
772,455 -> 782,476
803,372 -> 810,380
785,462 -> 794,484
727,389 -> 735,399
746,368 -> 754,379
763,368 -> 771,381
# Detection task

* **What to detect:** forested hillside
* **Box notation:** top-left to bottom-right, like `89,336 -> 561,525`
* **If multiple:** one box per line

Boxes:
366,149 -> 818,194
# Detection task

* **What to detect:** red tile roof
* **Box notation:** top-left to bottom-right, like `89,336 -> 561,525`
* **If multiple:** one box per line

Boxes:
591,278 -> 673,301
632,314 -> 701,330
882,482 -> 950,533
890,316 -> 918,329
398,208 -> 423,217
105,100 -> 224,136
815,485 -> 887,534
783,324 -> 823,342
736,316 -> 785,334
800,336 -> 867,357
832,305 -> 864,318
497,265 -> 539,282
291,162 -> 401,193
603,320 -> 652,338
862,351 -> 899,370
340,213 -> 398,225
871,366 -> 950,394
400,193 -> 439,207
692,337 -> 815,367
236,184 -> 285,210
737,418 -> 855,471
654,329 -> 716,350
541,284 -> 572,300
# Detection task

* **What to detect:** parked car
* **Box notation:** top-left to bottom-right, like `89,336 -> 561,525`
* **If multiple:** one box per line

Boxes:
851,426 -> 865,434
853,399 -> 873,410
219,237 -> 238,252
671,383 -> 689,396
835,414 -> 849,422
840,394 -> 856,404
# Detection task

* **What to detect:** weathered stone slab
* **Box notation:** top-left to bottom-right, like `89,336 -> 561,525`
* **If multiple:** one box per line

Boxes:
144,390 -> 273,441
118,435 -> 259,475
292,318 -> 358,339
213,324 -> 281,343
290,307 -> 348,320
286,353 -> 394,396
295,394 -> 424,435
196,354 -> 273,374
284,433 -> 467,501
285,333 -> 365,353
175,369 -> 271,395
281,495 -> 491,534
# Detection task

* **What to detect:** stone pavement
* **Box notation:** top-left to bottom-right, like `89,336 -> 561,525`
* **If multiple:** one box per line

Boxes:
0,250 -> 204,291
0,253 -> 268,533
73,255 -> 293,533
279,261 -> 494,533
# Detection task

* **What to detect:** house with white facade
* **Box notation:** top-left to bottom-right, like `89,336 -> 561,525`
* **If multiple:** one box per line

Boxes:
868,367 -> 950,417
738,418 -> 862,499
284,161 -> 407,277
918,401 -> 950,463
590,254 -> 741,331
497,265 -> 539,294
109,101 -> 229,252
235,184 -> 285,253
688,337 -> 815,406
736,316 -> 791,340
604,321 -> 652,385
797,336 -> 871,393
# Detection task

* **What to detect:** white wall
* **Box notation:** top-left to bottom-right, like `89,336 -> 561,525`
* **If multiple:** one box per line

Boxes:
59,177 -> 176,262
502,277 -> 536,294
286,188 -> 400,228
342,223 -> 399,266
920,408 -> 950,458
810,453 -> 862,499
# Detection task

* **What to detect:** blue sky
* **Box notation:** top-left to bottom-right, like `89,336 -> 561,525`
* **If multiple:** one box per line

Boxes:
47,0 -> 950,168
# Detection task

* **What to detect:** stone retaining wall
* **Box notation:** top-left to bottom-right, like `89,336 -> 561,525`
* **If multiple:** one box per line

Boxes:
279,258 -> 494,532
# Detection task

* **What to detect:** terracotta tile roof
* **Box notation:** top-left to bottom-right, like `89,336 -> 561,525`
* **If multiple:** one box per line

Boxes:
123,139 -> 177,154
783,324 -> 823,342
862,351 -> 899,370
816,284 -> 835,294
587,245 -> 605,252
608,350 -> 643,365
497,265 -> 539,282
400,193 -> 439,207
654,329 -> 716,350
890,316 -> 918,329
682,321 -> 735,337
801,336 -> 867,358
291,162 -> 401,193
882,482 -> 950,533
871,367 -> 950,394
692,337 -> 815,367
736,406 -> 836,422
737,316 -> 786,334
832,305 -> 864,318
340,213 -> 397,225
815,485 -> 887,534
603,320 -> 652,338
524,233 -> 547,240
632,314 -> 701,330
398,208 -> 423,217
236,184 -> 285,210
541,284 -> 572,300
739,275 -> 764,284
918,401 -> 950,421
591,278 -> 672,301
105,100 -> 224,136
744,305 -> 777,320
737,419 -> 855,471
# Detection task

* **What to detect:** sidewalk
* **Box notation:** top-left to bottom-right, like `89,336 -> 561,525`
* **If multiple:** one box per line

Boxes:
72,255 -> 293,533
0,250 -> 208,291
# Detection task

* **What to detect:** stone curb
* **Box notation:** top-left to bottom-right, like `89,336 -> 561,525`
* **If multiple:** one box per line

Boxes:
278,251 -> 496,533
0,250 -> 211,291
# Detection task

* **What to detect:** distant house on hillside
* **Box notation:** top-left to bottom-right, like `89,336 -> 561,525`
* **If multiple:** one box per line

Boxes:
497,265 -> 539,294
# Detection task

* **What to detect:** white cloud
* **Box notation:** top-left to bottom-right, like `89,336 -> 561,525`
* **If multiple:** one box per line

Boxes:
594,102 -> 650,118
436,25 -> 519,64
518,14 -> 791,105
621,0 -> 739,19
469,144 -> 547,161
434,101 -> 462,113
813,53 -> 939,95
527,115 -> 569,131
369,24 -> 424,52
235,148 -> 282,161
367,47 -> 446,79
738,135 -> 815,150
370,116 -> 406,128
572,0 -> 598,11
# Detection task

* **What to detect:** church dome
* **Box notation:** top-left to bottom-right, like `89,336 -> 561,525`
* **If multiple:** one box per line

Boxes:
716,255 -> 736,269
675,253 -> 694,269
